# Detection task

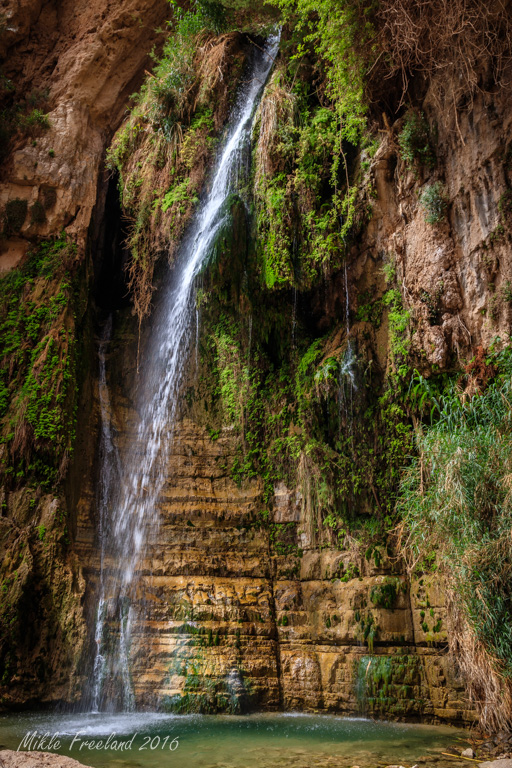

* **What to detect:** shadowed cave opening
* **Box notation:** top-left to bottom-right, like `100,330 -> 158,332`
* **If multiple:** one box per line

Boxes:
93,171 -> 132,314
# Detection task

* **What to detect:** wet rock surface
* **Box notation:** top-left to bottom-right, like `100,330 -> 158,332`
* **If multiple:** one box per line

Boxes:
73,314 -> 474,721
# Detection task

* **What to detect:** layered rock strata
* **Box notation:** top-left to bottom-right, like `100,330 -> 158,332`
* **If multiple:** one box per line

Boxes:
74,320 -> 473,722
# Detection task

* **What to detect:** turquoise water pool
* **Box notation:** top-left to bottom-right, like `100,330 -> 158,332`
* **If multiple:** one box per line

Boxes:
0,711 -> 469,768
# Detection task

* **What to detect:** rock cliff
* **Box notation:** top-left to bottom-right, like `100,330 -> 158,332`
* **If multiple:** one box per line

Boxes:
1,0 -> 512,727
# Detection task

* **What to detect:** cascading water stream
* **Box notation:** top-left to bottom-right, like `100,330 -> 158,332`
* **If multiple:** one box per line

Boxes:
338,261 -> 357,432
87,32 -> 280,713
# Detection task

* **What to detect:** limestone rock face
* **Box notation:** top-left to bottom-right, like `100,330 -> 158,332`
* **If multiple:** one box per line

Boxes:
0,0 -> 169,709
354,83 -> 512,363
0,0 -> 169,269
72,318 -> 474,723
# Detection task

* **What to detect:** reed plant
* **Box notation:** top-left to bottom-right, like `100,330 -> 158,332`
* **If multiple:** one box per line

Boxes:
399,348 -> 512,729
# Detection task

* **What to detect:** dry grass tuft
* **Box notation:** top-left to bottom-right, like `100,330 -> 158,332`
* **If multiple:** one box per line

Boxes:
253,65 -> 296,187
448,591 -> 512,732
109,33 -> 248,326
398,355 -> 512,730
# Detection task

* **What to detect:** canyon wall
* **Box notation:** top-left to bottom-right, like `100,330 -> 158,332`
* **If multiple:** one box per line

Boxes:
0,0 -> 169,708
1,0 -> 511,724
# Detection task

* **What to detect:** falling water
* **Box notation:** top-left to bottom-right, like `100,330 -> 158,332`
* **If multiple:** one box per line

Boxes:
338,261 -> 356,430
87,32 -> 280,712
195,305 -> 200,374
291,285 -> 298,349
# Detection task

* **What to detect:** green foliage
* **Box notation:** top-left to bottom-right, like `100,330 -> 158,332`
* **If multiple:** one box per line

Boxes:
399,348 -> 512,682
398,112 -> 436,171
419,181 -> 447,224
355,654 -> 421,716
420,283 -> 443,325
0,235 -> 78,488
379,256 -> 411,371
499,190 -> 512,223
501,281 -> 512,304
256,173 -> 293,289
210,318 -> 251,426
105,4 -> 240,322
30,201 -> 46,225
274,0 -> 371,145
0,89 -> 50,160
137,3 -> 218,133
201,276 -> 412,552
270,522 -> 301,556
21,108 -> 50,131
356,289 -> 383,327
382,289 -> 410,367
253,68 -> 358,291
4,198 -> 27,234
161,179 -> 197,213
164,637 -> 253,714
370,577 -> 405,610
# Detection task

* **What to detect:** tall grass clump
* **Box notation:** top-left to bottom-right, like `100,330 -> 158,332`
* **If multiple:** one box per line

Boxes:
399,347 -> 512,729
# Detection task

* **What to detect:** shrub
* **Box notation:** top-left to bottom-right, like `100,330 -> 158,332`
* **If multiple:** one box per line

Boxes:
398,111 -> 435,171
20,108 -> 50,132
499,190 -> 512,224
30,201 -> 46,224
4,198 -> 28,233
42,187 -> 57,210
420,181 -> 447,224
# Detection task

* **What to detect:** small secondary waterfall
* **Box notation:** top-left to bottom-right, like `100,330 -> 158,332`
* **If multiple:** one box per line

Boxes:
86,32 -> 280,713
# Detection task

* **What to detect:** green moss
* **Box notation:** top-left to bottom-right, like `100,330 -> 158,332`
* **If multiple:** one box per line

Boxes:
0,234 -> 79,488
0,91 -> 50,160
382,287 -> 411,369
253,77 -> 359,291
499,190 -> 512,223
160,179 -> 198,213
370,577 -> 404,610
355,654 -> 422,716
164,639 -> 253,714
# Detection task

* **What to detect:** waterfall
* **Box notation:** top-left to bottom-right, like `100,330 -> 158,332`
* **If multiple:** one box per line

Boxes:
338,261 -> 356,431
86,32 -> 280,713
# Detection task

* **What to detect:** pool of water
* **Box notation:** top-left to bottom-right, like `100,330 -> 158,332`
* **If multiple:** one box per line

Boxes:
0,712 -> 468,768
